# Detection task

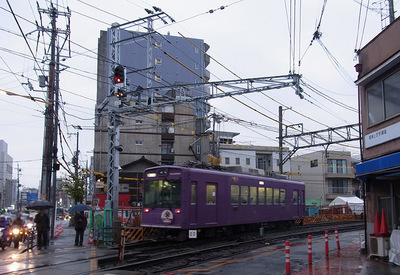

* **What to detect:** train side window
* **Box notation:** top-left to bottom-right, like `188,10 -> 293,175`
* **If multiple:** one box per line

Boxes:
231,185 -> 239,204
241,186 -> 248,205
206,185 -> 216,205
301,190 -> 305,204
191,184 -> 197,205
258,187 -> 265,204
292,190 -> 298,205
266,188 -> 273,205
250,187 -> 257,205
280,189 -> 286,205
273,188 -> 280,205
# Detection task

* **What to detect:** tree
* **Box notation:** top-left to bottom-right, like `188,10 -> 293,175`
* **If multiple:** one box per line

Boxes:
60,170 -> 87,204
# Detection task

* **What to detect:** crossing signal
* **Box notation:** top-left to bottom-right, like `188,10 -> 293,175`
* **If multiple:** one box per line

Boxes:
113,65 -> 125,84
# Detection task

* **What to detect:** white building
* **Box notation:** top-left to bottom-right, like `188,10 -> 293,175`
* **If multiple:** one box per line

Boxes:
0,140 -> 14,209
212,132 -> 291,175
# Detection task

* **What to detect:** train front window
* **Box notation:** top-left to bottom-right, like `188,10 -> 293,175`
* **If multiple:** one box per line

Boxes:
144,179 -> 181,208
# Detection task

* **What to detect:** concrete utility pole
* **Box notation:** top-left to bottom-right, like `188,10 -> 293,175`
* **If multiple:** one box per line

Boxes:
72,125 -> 82,178
37,1 -> 71,238
40,5 -> 57,201
16,164 -> 21,212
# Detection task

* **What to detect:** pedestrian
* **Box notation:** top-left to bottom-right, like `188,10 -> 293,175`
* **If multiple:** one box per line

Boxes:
34,208 -> 50,250
74,211 -> 87,246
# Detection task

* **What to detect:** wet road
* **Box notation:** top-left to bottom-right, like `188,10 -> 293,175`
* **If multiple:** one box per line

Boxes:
0,220 -> 115,275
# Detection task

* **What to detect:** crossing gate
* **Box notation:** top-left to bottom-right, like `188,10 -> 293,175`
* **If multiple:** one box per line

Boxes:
123,227 -> 154,241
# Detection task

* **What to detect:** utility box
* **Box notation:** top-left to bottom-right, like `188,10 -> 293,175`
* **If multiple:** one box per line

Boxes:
370,236 -> 390,257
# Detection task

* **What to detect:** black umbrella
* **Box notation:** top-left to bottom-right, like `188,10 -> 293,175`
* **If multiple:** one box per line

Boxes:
68,204 -> 92,213
26,200 -> 54,210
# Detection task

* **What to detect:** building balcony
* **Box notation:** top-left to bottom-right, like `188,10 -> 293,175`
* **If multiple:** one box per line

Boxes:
325,172 -> 355,179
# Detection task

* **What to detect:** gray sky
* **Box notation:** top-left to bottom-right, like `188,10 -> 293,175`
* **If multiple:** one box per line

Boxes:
0,0 -> 392,188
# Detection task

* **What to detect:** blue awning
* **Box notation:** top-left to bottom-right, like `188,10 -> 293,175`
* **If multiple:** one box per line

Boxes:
356,151 -> 400,177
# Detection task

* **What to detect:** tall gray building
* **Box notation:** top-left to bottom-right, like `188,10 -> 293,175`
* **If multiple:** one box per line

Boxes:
94,29 -> 210,174
0,140 -> 14,209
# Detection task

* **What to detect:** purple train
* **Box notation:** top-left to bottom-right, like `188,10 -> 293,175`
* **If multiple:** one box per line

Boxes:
141,166 -> 305,238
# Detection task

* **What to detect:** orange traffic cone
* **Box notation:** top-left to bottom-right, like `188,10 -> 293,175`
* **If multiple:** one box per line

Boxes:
372,210 -> 380,236
87,228 -> 94,244
379,209 -> 390,237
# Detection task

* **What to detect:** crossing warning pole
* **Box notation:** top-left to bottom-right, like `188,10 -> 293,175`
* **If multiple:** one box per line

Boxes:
285,240 -> 291,275
308,235 -> 312,264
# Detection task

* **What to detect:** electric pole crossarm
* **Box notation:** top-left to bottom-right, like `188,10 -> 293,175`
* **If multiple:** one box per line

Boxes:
111,74 -> 302,114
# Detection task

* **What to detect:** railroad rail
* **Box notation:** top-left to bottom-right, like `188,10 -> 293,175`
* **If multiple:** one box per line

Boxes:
99,221 -> 364,273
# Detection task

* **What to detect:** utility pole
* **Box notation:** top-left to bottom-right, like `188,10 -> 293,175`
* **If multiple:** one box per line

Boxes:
72,125 -> 82,178
16,164 -> 21,212
278,106 -> 283,174
50,46 -> 61,238
40,5 -> 57,202
389,0 -> 395,23
36,1 -> 71,239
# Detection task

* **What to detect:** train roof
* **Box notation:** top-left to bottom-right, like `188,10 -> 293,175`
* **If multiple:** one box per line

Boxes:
144,165 -> 305,187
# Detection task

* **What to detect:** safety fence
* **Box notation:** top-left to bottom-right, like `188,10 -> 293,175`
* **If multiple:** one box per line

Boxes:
300,213 -> 363,224
122,227 -> 154,241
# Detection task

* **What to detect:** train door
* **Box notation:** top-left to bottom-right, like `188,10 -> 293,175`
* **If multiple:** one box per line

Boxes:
293,189 -> 299,217
188,182 -> 197,225
205,183 -> 217,224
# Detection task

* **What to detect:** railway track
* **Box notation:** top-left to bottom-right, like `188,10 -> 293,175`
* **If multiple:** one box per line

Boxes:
99,221 -> 364,274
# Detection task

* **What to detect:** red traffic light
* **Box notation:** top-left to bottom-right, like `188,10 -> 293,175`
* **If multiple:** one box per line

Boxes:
114,76 -> 122,83
113,65 -> 125,84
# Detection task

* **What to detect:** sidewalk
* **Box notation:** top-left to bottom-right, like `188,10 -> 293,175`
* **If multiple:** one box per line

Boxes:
293,240 -> 400,275
0,220 -> 117,275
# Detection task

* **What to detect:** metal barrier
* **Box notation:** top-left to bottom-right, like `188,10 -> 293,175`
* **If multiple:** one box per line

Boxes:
123,227 -> 154,241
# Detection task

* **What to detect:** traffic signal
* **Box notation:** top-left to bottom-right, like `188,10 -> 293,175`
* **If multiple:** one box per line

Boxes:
115,89 -> 126,98
113,65 -> 125,84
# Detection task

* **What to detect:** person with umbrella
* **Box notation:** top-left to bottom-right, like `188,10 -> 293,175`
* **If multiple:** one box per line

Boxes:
34,208 -> 50,250
74,211 -> 87,246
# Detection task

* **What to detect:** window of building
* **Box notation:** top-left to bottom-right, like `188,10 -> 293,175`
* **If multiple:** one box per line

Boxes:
327,159 -> 347,174
135,140 -> 143,145
195,62 -> 199,69
310,159 -> 318,167
206,184 -> 216,205
258,187 -> 265,204
293,190 -> 298,205
195,46 -> 199,53
225,157 -> 230,165
273,188 -> 280,205
266,188 -> 273,205
191,184 -> 197,204
280,189 -> 286,205
155,58 -> 162,65
135,120 -> 143,124
236,158 -> 240,165
161,142 -> 174,154
231,185 -> 239,204
328,179 -> 349,194
367,70 -> 400,125
240,186 -> 248,204
250,187 -> 257,205
246,158 -> 251,165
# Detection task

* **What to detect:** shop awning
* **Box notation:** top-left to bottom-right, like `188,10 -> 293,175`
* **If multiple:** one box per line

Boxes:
356,151 -> 400,177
